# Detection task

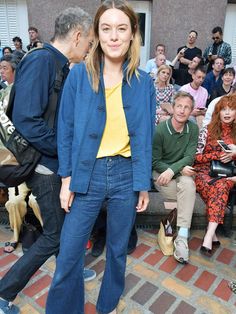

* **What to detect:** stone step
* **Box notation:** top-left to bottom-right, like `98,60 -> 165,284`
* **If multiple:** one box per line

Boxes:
136,191 -> 236,232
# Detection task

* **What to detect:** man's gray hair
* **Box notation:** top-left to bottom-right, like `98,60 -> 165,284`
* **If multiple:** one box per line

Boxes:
173,91 -> 195,110
0,54 -> 21,71
51,7 -> 92,41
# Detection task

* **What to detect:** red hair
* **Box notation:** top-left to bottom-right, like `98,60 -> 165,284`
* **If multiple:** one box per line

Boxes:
208,94 -> 236,142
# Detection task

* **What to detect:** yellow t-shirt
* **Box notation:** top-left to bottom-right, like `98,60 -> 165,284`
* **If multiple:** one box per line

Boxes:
97,82 -> 131,158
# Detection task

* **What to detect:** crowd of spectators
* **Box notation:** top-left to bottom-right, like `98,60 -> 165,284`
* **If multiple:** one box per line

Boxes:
144,25 -> 236,269
145,27 -> 234,129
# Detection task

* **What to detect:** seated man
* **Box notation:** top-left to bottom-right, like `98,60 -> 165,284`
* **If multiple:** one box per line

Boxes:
149,54 -> 167,81
202,56 -> 224,103
171,49 -> 203,90
145,43 -> 171,74
152,91 -> 199,264
180,66 -> 208,128
4,183 -> 43,253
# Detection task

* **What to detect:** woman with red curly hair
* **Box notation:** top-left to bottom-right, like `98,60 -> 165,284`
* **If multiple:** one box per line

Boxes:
194,94 -> 236,257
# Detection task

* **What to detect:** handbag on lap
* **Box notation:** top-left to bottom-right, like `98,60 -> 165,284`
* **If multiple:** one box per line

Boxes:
208,160 -> 236,185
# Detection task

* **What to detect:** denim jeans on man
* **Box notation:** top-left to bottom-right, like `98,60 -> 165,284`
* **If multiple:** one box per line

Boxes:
0,172 -> 65,301
46,156 -> 138,314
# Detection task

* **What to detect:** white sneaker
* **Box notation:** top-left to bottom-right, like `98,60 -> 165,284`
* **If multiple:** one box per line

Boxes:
173,236 -> 189,264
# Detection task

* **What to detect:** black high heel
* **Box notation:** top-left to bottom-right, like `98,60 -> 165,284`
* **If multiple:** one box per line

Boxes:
200,245 -> 213,257
212,240 -> 221,248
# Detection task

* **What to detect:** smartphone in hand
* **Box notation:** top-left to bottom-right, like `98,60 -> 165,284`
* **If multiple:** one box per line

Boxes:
217,140 -> 232,152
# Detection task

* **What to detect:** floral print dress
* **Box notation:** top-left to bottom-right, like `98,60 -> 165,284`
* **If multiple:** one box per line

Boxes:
155,84 -> 175,125
194,123 -> 235,224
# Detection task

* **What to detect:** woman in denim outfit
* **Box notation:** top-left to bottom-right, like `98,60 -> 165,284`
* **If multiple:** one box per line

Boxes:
46,1 -> 155,314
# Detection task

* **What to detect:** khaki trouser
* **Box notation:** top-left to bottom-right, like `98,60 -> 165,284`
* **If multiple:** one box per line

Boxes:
153,171 -> 196,228
5,182 -> 43,243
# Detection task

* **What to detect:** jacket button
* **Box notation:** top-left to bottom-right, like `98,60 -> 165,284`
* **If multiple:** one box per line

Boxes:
97,105 -> 105,111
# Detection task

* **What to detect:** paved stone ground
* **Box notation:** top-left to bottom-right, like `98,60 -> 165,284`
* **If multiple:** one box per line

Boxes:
0,224 -> 236,314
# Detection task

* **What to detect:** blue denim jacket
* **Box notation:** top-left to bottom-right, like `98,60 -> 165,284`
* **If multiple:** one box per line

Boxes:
57,62 -> 156,193
12,43 -> 68,173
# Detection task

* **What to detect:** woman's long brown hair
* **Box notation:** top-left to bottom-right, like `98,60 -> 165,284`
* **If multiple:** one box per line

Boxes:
86,0 -> 141,92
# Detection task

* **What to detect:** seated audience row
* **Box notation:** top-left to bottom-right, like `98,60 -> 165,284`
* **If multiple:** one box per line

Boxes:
146,26 -> 234,105
88,90 -> 236,268
153,91 -> 236,263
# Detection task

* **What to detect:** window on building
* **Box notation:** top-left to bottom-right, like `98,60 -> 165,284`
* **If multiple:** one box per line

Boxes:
0,0 -> 29,51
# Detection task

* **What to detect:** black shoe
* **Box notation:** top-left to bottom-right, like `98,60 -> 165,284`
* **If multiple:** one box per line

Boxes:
91,238 -> 105,257
212,240 -> 221,248
127,226 -> 138,255
200,245 -> 213,257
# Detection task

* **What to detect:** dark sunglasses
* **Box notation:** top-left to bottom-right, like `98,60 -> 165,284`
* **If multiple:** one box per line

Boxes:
212,36 -> 220,40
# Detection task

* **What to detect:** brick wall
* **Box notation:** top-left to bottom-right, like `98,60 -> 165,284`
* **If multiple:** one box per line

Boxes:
150,0 -> 228,60
26,0 -> 228,61
26,0 -> 100,43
